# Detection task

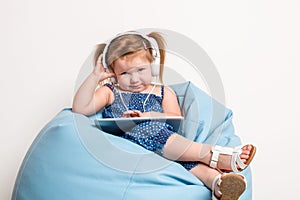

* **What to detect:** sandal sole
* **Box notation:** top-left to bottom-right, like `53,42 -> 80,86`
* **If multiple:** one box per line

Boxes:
219,174 -> 246,200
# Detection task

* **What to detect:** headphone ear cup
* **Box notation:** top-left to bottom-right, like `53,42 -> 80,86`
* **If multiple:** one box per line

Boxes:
110,77 -> 117,83
151,63 -> 160,77
151,57 -> 160,77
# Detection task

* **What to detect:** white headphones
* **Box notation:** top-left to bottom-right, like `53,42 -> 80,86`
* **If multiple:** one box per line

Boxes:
101,31 -> 161,83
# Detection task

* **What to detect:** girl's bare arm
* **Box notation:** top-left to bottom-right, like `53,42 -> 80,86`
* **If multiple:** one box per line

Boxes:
161,86 -> 182,116
72,55 -> 115,116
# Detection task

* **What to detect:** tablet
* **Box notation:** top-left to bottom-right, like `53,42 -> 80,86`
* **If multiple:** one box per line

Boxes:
94,116 -> 184,135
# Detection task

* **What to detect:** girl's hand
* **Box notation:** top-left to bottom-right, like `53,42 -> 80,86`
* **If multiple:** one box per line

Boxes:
93,54 -> 116,82
122,110 -> 142,118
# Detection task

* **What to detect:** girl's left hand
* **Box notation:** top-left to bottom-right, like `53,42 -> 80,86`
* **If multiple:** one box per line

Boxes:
122,110 -> 142,118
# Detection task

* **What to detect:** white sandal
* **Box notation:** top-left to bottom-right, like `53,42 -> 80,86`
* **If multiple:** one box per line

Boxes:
211,173 -> 246,200
212,174 -> 222,200
209,144 -> 256,172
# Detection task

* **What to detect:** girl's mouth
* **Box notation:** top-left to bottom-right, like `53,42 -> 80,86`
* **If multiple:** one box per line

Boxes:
129,85 -> 144,92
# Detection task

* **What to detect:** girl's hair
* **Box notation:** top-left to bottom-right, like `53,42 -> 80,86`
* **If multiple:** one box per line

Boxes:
93,32 -> 166,83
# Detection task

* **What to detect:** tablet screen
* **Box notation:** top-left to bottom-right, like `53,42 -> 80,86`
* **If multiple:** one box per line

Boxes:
94,116 -> 184,135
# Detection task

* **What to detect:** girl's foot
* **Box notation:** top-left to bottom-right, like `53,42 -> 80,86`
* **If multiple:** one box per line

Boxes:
162,134 -> 256,172
212,173 -> 246,200
209,144 -> 256,172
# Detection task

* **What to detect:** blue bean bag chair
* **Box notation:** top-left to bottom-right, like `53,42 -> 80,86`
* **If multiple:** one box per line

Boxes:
12,81 -> 252,200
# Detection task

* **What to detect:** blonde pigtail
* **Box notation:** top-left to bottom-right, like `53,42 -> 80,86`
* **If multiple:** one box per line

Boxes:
148,32 -> 166,83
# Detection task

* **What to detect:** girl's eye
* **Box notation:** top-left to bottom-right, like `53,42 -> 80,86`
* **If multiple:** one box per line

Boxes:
138,68 -> 145,72
121,72 -> 128,75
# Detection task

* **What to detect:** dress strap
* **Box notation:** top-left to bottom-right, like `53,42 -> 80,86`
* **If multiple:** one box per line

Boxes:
161,85 -> 165,99
104,83 -> 118,95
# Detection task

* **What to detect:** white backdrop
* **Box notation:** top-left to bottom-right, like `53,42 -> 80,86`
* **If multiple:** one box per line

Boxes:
1,0 -> 299,199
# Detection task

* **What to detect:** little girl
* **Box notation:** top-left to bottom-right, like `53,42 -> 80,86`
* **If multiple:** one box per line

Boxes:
72,31 -> 256,200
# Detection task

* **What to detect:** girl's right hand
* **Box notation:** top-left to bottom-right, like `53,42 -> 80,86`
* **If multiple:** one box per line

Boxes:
122,110 -> 142,118
93,54 -> 116,82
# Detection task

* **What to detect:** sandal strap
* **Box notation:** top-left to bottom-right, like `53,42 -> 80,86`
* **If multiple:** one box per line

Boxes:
210,145 -> 234,168
211,174 -> 222,200
210,145 -> 247,172
232,151 -> 247,172
210,146 -> 220,168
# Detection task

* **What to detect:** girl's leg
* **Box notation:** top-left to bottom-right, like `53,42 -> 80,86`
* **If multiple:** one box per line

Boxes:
163,134 -> 253,172
190,164 -> 246,200
189,164 -> 222,198
124,122 -> 254,172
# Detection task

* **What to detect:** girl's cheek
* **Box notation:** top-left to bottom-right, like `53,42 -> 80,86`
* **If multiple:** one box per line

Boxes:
144,75 -> 153,83
118,78 -> 129,88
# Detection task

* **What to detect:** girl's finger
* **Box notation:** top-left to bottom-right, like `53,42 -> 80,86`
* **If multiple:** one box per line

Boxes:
122,110 -> 133,117
96,54 -> 103,64
96,54 -> 105,71
133,110 -> 142,117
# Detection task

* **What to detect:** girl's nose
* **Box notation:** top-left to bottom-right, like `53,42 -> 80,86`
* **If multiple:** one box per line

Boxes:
130,74 -> 139,83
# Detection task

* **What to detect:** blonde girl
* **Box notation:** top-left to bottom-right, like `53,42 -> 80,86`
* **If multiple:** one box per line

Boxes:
72,31 -> 256,200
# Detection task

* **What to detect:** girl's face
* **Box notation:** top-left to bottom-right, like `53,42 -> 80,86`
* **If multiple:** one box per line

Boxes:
112,50 -> 152,92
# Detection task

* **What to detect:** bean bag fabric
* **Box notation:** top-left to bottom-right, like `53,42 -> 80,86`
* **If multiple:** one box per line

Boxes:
12,81 -> 252,200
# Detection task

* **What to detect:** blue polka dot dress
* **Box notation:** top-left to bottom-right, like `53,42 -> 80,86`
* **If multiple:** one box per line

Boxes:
103,84 -> 199,171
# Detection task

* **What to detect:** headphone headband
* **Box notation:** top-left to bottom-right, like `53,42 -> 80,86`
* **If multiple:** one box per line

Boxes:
102,31 -> 160,69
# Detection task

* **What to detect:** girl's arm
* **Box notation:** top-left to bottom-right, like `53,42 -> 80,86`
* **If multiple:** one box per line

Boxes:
72,55 -> 115,116
161,86 -> 182,116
